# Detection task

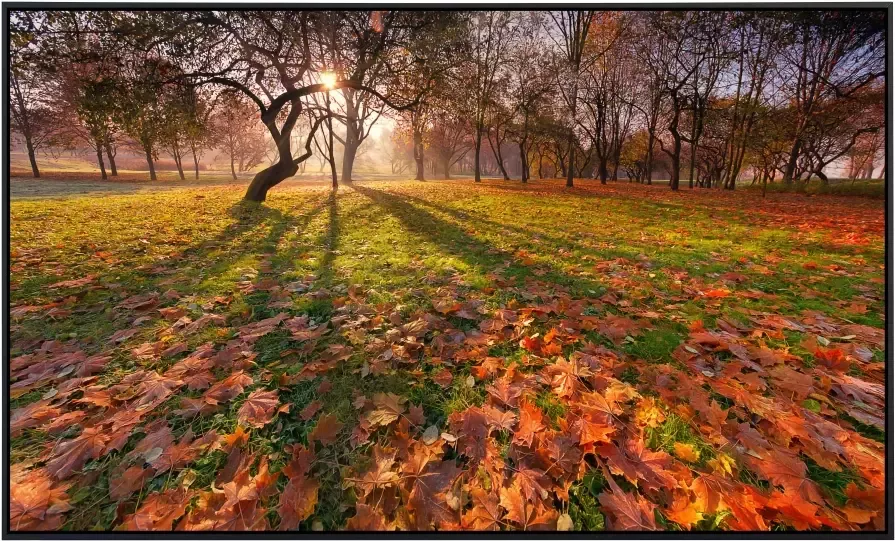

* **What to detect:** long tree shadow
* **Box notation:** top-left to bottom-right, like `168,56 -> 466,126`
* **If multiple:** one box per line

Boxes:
351,185 -> 606,293
392,191 -> 582,249
387,188 -> 747,276
315,191 -> 341,289
130,197 -> 331,293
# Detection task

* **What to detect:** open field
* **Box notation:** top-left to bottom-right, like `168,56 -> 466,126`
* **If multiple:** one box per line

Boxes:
10,179 -> 885,531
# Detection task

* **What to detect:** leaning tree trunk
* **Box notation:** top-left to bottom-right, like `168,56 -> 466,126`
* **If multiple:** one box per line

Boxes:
189,140 -> 200,179
488,133 -> 510,181
782,138 -> 802,183
25,137 -> 40,178
104,139 -> 118,176
144,144 -> 157,181
245,160 -> 299,202
173,148 -> 185,181
95,139 -> 107,180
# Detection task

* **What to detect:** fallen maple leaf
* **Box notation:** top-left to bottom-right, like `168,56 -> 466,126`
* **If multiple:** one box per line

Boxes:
118,487 -> 191,530
237,389 -> 281,428
310,413 -> 343,445
299,400 -> 323,421
366,393 -> 406,427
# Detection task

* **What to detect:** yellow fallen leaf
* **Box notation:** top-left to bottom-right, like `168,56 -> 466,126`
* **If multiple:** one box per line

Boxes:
674,442 -> 700,463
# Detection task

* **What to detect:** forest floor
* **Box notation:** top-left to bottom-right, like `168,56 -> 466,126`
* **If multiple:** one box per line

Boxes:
9,179 -> 886,532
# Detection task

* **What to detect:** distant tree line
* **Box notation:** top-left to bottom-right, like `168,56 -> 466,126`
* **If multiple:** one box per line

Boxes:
9,10 -> 885,200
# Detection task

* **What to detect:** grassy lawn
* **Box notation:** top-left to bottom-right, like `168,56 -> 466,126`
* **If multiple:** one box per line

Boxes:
9,179 -> 885,531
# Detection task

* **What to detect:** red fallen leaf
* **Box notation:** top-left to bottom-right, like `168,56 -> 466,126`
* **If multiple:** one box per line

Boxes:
173,397 -> 220,418
237,389 -> 282,428
407,404 -> 426,426
449,406 -> 491,463
180,313 -> 227,335
43,411 -> 88,436
500,484 -> 558,530
117,292 -> 160,311
133,375 -> 182,409
542,433 -> 584,475
109,465 -> 153,501
766,489 -> 822,529
216,447 -> 249,485
150,429 -> 216,474
407,460 -> 462,529
768,365 -> 814,400
814,347 -> 850,371
598,480 -> 659,530
461,488 -> 502,530
118,487 -> 191,530
204,371 -> 253,405
11,401 -> 61,437
703,288 -> 731,299
131,342 -> 162,361
158,307 -> 186,321
77,354 -> 112,376
299,400 -> 323,421
513,467 -> 551,502
432,368 -> 454,388
512,399 -> 545,448
183,371 -> 215,391
598,314 -> 644,343
9,467 -> 72,531
624,437 -> 678,493
46,426 -> 111,480
278,465 -> 320,530
350,445 -> 400,499
842,483 -> 883,527
483,404 -> 517,431
546,357 -> 592,398
161,342 -> 188,359
177,491 -> 266,531
108,328 -> 139,344
433,298 -> 462,314
486,377 -> 522,408
309,413 -> 343,445
746,449 -> 823,504
219,468 -> 264,515
346,503 -> 390,530
316,379 -> 332,394
48,275 -> 95,289
574,409 -> 615,447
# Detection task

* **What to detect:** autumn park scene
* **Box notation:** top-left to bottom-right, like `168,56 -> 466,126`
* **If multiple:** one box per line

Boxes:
7,9 -> 887,533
